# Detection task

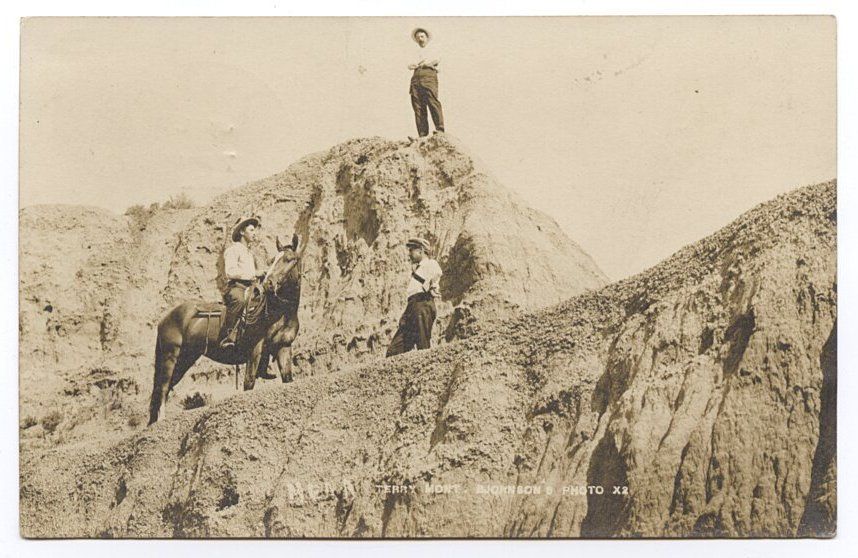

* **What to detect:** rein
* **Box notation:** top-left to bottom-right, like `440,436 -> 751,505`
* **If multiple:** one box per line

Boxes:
261,251 -> 285,285
245,251 -> 299,327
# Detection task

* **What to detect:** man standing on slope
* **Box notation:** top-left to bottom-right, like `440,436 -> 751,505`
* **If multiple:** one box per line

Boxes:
386,237 -> 443,357
220,216 -> 264,349
408,27 -> 445,138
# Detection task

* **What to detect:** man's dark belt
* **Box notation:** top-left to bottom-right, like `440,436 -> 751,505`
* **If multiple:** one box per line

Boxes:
408,291 -> 434,303
412,67 -> 438,77
228,279 -> 253,288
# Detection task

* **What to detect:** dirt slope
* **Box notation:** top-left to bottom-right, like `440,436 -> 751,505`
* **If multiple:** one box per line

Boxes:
20,180 -> 836,538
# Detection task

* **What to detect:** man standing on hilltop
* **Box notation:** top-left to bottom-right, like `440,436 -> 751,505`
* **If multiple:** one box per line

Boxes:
220,216 -> 264,349
408,27 -> 445,138
386,237 -> 443,357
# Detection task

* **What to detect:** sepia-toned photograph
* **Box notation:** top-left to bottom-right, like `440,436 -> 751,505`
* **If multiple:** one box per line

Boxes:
17,15 -> 836,539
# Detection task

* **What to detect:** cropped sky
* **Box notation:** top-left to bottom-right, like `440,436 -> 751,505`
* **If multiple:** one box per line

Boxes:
19,16 -> 835,280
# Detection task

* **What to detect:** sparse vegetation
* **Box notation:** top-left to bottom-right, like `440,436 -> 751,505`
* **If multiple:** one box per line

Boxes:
180,392 -> 211,411
127,414 -> 142,428
20,415 -> 37,430
40,410 -> 63,435
125,194 -> 195,229
100,389 -> 123,417
162,193 -> 195,210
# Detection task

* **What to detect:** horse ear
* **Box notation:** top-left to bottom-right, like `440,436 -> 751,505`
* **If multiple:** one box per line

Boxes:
276,235 -> 286,252
291,234 -> 299,252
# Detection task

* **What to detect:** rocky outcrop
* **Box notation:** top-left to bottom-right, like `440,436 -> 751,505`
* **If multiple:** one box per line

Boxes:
20,180 -> 836,538
19,205 -> 197,366
20,205 -> 130,366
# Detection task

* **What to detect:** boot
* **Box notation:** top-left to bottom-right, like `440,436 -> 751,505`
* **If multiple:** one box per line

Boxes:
219,322 -> 239,349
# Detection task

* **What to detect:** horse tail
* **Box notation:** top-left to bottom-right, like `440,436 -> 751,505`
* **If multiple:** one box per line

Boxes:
148,330 -> 166,424
154,331 -> 164,381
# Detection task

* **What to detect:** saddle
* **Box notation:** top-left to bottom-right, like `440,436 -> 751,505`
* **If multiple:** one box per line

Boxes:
193,303 -> 228,341
194,285 -> 264,347
192,292 -> 277,380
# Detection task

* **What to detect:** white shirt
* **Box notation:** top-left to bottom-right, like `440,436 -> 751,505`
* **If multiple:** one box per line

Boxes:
414,44 -> 440,70
407,258 -> 443,298
223,242 -> 258,281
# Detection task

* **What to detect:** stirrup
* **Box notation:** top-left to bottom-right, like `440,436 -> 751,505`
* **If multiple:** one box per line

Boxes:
220,323 -> 240,349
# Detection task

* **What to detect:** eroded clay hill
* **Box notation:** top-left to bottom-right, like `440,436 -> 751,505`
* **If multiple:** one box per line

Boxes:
20,181 -> 836,538
165,134 -> 608,375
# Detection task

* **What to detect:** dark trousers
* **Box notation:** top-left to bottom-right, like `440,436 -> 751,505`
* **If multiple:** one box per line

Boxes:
386,292 -> 437,357
410,68 -> 444,137
222,281 -> 251,341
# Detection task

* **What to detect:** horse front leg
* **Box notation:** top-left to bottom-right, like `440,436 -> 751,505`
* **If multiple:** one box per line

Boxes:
244,338 -> 265,391
275,345 -> 294,383
256,342 -> 277,380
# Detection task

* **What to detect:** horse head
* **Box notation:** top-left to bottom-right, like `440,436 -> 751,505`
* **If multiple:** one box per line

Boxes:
262,233 -> 306,304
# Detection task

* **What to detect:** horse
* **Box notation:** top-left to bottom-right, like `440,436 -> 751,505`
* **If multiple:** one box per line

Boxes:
148,234 -> 305,424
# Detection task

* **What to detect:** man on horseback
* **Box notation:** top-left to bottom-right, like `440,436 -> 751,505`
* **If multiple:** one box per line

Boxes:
220,216 -> 264,349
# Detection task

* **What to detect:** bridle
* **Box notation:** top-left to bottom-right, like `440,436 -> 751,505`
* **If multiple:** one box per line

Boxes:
261,251 -> 300,306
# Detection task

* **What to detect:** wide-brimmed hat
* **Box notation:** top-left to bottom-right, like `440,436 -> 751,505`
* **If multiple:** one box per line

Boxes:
406,237 -> 431,253
232,216 -> 260,242
411,27 -> 432,43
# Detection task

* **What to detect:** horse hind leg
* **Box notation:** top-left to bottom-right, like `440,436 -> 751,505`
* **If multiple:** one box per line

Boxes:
169,351 -> 202,392
148,347 -> 201,425
149,340 -> 180,425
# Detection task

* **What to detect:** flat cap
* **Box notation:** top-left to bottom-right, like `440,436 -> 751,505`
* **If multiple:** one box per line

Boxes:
406,237 -> 431,253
